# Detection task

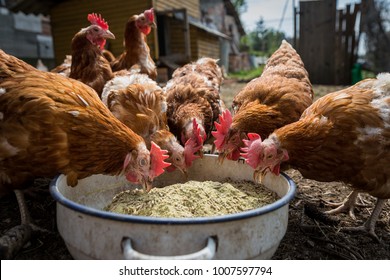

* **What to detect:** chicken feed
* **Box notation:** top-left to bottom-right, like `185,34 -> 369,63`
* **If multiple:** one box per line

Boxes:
104,180 -> 278,218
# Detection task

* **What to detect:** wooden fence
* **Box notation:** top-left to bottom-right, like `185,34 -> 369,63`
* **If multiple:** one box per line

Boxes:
298,0 -> 361,85
334,3 -> 361,85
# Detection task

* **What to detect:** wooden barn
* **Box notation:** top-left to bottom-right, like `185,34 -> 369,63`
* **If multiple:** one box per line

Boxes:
6,0 -> 245,77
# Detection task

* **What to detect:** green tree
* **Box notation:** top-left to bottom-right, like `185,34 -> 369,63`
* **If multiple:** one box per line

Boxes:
232,0 -> 247,14
243,17 -> 286,56
361,0 -> 390,72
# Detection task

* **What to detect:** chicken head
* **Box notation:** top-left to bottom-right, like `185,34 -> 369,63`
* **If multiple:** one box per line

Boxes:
181,118 -> 205,159
136,8 -> 156,35
86,13 -> 116,50
212,109 -> 244,162
150,130 -> 189,174
240,133 -> 289,181
123,142 -> 170,192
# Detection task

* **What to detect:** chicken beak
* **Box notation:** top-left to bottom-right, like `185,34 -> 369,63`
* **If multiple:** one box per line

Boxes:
142,177 -> 153,193
217,153 -> 226,164
253,170 -> 262,183
150,21 -> 157,29
176,166 -> 188,176
104,30 -> 116,40
253,168 -> 268,183
182,169 -> 189,180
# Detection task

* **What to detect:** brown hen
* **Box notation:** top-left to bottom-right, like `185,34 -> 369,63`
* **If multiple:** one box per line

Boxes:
110,8 -> 157,80
69,13 -> 115,97
213,40 -> 313,162
164,58 -> 225,156
102,72 -> 198,172
241,74 -> 390,240
0,49 -> 169,258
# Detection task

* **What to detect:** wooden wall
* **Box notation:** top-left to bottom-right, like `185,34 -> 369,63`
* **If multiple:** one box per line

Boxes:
168,18 -> 187,58
50,0 -> 153,64
194,28 -> 220,60
50,0 -> 222,70
166,23 -> 220,62
299,0 -> 336,85
154,0 -> 200,19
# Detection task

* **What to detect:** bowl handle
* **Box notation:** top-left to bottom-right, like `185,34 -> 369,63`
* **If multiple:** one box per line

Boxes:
122,236 -> 216,260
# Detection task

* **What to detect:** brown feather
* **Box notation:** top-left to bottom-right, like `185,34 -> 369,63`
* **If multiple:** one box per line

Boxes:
51,21 -> 115,84
231,40 -> 313,138
275,79 -> 390,198
69,28 -> 114,97
0,50 -> 145,194
106,83 -> 166,143
165,59 -> 225,144
215,41 -> 313,161
110,16 -> 157,79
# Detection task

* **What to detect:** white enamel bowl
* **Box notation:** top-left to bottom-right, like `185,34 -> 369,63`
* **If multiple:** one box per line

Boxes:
50,154 -> 296,259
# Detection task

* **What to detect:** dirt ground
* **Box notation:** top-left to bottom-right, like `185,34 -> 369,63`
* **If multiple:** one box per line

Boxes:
1,81 -> 389,260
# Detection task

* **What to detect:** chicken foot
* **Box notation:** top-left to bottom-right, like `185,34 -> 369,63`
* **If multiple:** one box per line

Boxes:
0,190 -> 48,259
324,190 -> 366,220
340,198 -> 387,242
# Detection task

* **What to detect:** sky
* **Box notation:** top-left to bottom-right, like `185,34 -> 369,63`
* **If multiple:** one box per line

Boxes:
240,0 -> 362,37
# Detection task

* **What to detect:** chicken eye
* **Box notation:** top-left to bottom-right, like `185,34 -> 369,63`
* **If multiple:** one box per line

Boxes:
139,158 -> 147,167
93,27 -> 99,32
267,154 -> 274,159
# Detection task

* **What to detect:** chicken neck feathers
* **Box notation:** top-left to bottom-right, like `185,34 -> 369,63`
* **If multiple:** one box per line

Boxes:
69,33 -> 114,96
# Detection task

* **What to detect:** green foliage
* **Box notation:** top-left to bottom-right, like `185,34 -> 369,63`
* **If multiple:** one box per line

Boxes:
228,66 -> 264,81
231,0 -> 248,14
241,17 -> 286,56
362,70 -> 376,79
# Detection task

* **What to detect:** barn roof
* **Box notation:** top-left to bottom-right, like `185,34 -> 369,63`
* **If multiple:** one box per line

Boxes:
5,0 -> 240,40
6,0 -> 245,37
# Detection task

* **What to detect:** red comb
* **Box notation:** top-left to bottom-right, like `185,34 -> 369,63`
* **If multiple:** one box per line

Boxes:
240,133 -> 261,169
184,138 -> 201,167
87,13 -> 109,30
144,8 -> 155,22
192,118 -> 205,144
212,109 -> 232,150
150,141 -> 171,178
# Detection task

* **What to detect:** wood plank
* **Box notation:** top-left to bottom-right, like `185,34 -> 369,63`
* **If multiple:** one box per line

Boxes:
299,0 -> 336,84
51,0 -> 153,64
